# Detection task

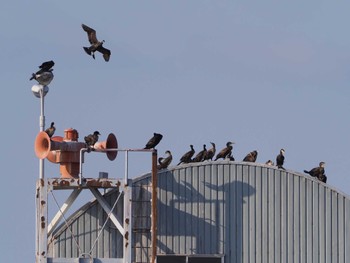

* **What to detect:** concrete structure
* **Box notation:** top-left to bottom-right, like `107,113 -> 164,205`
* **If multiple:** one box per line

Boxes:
45,161 -> 350,263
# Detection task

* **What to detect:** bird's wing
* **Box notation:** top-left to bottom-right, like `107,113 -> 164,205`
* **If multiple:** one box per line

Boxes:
97,46 -> 111,62
39,61 -> 55,70
82,24 -> 98,44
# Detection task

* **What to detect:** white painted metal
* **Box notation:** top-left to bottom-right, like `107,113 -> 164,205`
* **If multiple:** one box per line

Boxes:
48,189 -> 82,236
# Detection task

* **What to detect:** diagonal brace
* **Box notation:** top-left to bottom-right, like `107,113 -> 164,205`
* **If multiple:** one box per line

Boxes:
48,188 -> 82,236
89,188 -> 125,236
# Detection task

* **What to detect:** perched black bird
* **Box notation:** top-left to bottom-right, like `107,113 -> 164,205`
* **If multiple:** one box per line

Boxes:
30,60 -> 55,85
177,145 -> 195,165
203,142 -> 216,161
84,131 -> 101,147
265,160 -> 274,166
82,24 -> 111,62
214,142 -> 234,161
144,133 -> 163,149
157,150 -> 173,170
45,122 -> 56,138
243,150 -> 258,162
192,144 -> 207,162
318,173 -> 327,183
276,149 -> 285,169
304,162 -> 325,178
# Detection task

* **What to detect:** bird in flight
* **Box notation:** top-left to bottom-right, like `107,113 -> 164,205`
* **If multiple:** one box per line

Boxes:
82,24 -> 111,62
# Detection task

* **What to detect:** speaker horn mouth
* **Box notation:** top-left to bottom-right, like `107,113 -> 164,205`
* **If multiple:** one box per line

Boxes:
34,131 -> 51,159
106,133 -> 118,161
94,133 -> 118,161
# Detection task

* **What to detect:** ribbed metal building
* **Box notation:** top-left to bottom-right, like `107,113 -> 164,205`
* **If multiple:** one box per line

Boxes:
47,161 -> 350,263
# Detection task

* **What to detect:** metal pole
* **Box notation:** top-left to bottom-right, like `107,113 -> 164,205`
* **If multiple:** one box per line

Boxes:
124,150 -> 129,185
39,87 -> 45,179
151,150 -> 158,263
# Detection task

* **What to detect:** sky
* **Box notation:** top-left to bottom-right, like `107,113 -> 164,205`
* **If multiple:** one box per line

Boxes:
1,1 -> 350,262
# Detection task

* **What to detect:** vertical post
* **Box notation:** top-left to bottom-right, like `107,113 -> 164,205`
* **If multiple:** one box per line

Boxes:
124,150 -> 129,185
151,150 -> 158,263
36,179 -> 48,263
124,180 -> 132,263
39,88 -> 45,179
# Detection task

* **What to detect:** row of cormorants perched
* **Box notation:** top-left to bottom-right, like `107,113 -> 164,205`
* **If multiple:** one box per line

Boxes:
144,133 -> 327,184
43,127 -> 327,184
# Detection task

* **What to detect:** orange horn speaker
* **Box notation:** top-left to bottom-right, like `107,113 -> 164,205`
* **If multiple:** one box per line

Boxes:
34,130 -> 119,179
34,131 -> 86,160
93,133 -> 118,161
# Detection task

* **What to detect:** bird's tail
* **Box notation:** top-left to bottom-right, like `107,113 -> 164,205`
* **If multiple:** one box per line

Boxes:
83,47 -> 91,55
303,170 -> 310,174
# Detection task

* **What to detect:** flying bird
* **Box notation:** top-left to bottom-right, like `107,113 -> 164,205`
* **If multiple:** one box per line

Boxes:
157,150 -> 173,170
82,24 -> 111,62
204,142 -> 216,161
192,144 -> 207,162
144,133 -> 163,149
304,162 -> 325,178
30,60 -> 55,85
45,122 -> 56,138
177,145 -> 195,165
214,142 -> 234,161
243,150 -> 258,162
276,149 -> 285,169
84,131 -> 101,147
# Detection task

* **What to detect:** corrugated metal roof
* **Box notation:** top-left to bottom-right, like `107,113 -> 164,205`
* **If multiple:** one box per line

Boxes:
49,161 -> 350,263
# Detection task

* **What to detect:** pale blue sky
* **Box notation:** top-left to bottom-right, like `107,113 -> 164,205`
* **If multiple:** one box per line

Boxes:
1,1 -> 350,262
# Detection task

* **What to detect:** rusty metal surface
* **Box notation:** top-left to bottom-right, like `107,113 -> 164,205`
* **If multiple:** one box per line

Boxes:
48,178 -> 121,189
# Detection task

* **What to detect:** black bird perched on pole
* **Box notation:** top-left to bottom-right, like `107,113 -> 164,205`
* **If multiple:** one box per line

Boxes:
204,142 -> 216,161
276,149 -> 285,169
192,144 -> 207,163
84,131 -> 101,147
214,142 -> 234,161
144,133 -> 163,149
82,24 -> 111,62
157,150 -> 173,170
243,150 -> 258,162
30,60 -> 55,85
177,145 -> 195,165
45,122 -> 56,138
304,162 -> 325,178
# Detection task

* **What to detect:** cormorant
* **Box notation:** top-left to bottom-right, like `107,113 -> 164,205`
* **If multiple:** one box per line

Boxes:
214,142 -> 234,161
192,144 -> 207,162
82,24 -> 111,62
30,60 -> 55,85
304,162 -> 325,178
84,131 -> 101,147
243,150 -> 258,162
204,142 -> 216,161
45,122 -> 56,138
157,150 -> 172,170
265,160 -> 274,166
144,133 -> 163,149
276,149 -> 285,169
177,145 -> 195,165
318,173 -> 327,183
